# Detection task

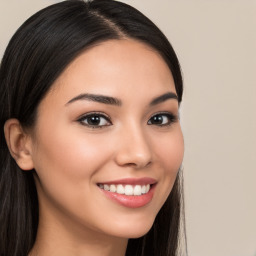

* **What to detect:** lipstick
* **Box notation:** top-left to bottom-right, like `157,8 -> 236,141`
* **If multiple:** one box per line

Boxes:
97,177 -> 157,208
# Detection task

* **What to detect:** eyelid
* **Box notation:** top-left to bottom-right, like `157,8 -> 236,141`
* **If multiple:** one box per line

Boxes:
149,111 -> 178,119
148,111 -> 178,125
77,111 -> 112,127
77,111 -> 111,120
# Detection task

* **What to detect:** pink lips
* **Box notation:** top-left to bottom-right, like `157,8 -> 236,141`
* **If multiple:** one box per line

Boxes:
98,177 -> 157,208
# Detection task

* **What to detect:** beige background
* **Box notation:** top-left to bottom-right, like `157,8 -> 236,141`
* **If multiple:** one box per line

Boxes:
1,0 -> 255,255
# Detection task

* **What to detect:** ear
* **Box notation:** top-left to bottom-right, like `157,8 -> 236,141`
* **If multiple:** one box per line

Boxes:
4,119 -> 34,171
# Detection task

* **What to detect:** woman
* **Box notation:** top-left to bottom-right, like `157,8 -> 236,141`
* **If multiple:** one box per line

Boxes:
0,0 -> 186,255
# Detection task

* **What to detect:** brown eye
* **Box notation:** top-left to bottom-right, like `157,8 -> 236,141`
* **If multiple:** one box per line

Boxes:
148,113 -> 176,126
78,113 -> 112,128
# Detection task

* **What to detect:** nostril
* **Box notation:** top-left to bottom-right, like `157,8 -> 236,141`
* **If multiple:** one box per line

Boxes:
146,161 -> 152,167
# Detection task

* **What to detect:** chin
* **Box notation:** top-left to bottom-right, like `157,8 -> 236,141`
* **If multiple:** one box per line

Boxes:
107,215 -> 155,239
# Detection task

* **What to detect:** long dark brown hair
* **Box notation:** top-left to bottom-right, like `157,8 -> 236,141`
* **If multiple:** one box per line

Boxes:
0,1 -> 186,255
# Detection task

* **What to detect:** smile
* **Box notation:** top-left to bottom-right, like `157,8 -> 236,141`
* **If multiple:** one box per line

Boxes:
97,177 -> 157,208
98,184 -> 151,196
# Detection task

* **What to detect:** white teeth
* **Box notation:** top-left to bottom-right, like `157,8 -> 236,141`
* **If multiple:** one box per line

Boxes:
116,184 -> 125,194
110,184 -> 116,192
124,185 -> 133,195
104,184 -> 110,191
133,185 -> 142,196
99,184 -> 151,196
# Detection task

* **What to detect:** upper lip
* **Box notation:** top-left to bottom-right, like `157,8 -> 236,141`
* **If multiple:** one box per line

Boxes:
97,177 -> 157,185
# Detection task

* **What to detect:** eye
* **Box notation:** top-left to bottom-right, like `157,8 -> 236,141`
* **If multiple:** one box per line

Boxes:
78,113 -> 112,128
147,112 -> 177,126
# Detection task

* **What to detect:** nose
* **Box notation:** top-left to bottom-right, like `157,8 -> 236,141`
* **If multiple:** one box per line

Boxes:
114,125 -> 152,169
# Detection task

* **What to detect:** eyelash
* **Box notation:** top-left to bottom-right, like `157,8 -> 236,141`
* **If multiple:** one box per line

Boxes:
77,112 -> 112,128
147,112 -> 178,127
77,112 -> 178,128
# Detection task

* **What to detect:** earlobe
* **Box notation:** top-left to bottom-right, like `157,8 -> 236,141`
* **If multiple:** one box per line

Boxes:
4,118 -> 34,171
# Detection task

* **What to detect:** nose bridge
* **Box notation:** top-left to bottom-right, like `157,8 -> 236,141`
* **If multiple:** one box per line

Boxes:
115,121 -> 152,168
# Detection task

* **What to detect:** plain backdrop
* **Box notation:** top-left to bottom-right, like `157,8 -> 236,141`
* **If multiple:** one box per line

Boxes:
0,1 -> 255,256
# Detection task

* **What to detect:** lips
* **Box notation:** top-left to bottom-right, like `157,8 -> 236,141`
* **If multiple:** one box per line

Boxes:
97,177 -> 157,208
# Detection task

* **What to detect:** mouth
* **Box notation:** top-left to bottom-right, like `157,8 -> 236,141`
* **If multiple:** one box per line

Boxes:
97,183 -> 151,196
97,177 -> 157,208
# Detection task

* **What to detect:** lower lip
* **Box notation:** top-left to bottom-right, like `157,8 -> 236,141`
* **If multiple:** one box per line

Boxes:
99,185 -> 156,208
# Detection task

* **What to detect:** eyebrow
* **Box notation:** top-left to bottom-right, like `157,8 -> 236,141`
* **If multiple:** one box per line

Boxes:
65,93 -> 122,106
65,92 -> 178,106
149,92 -> 178,106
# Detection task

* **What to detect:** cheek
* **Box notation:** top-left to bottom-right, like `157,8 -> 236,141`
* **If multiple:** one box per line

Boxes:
156,128 -> 184,173
34,126 -> 109,173
153,127 -> 184,198
31,124 -> 113,201
31,125 -> 117,230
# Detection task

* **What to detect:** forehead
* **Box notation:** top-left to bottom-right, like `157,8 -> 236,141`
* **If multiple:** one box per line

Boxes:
44,39 -> 176,106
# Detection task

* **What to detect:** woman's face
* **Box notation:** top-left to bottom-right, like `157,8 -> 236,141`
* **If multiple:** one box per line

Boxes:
30,39 -> 184,240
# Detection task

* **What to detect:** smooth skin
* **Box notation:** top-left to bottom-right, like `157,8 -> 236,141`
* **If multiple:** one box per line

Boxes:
4,39 -> 184,256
